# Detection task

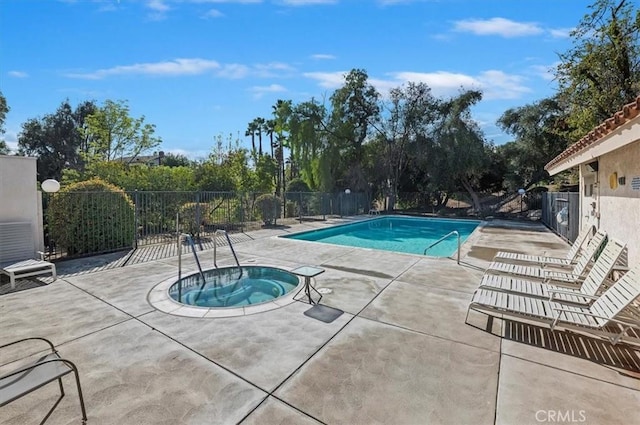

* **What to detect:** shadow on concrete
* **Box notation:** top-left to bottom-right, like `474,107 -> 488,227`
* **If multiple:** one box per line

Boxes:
502,320 -> 640,376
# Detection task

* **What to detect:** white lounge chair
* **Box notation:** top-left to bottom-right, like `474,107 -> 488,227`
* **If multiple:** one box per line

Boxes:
467,264 -> 640,345
479,237 -> 626,305
485,230 -> 607,284
0,222 -> 56,289
492,224 -> 595,267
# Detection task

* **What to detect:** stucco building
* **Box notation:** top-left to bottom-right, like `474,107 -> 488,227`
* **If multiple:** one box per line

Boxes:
545,96 -> 640,266
0,155 -> 44,251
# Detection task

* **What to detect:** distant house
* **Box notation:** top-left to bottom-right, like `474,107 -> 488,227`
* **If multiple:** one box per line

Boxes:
545,96 -> 640,265
117,151 -> 165,166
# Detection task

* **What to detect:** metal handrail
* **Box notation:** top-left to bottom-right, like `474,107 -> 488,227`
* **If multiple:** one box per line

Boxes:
177,233 -> 206,303
214,230 -> 243,279
423,230 -> 461,264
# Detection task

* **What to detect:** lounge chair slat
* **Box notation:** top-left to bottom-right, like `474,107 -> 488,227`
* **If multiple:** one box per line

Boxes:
493,225 -> 594,266
468,264 -> 640,345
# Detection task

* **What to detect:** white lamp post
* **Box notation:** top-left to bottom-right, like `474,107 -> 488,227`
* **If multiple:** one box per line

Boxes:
42,179 -> 61,193
41,179 -> 60,258
518,188 -> 525,214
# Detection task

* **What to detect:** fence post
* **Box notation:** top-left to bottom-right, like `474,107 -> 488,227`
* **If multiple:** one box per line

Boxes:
133,190 -> 139,249
299,192 -> 303,223
323,193 -> 326,221
240,192 -> 245,232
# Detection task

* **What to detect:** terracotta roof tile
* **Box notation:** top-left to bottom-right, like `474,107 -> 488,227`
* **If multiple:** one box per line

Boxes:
545,95 -> 640,171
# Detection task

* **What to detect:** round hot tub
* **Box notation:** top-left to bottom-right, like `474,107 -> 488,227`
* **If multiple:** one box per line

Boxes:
168,266 -> 300,308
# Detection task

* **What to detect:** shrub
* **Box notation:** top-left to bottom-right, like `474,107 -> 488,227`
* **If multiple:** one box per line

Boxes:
285,200 -> 297,218
255,194 -> 282,225
47,178 -> 135,256
178,202 -> 213,235
286,178 -> 310,192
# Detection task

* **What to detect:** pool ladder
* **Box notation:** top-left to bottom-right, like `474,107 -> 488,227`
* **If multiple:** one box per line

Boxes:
176,230 -> 243,303
423,230 -> 461,265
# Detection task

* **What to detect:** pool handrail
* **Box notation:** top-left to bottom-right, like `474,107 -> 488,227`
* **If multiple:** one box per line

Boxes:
423,230 -> 461,264
177,233 -> 206,303
214,230 -> 243,279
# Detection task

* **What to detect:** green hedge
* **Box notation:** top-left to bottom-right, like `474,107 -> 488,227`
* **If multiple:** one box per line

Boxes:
47,178 -> 135,256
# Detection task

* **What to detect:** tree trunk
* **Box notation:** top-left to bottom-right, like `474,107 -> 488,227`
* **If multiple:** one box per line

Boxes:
460,177 -> 481,213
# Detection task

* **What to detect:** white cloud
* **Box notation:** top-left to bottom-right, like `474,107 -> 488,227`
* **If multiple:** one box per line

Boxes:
303,71 -> 349,88
64,58 -> 298,80
305,69 -> 531,100
390,71 -> 477,95
201,8 -> 224,18
254,62 -> 296,77
248,84 -> 287,99
65,58 -> 222,79
8,71 -> 29,78
146,0 -> 170,11
216,63 -> 251,79
529,63 -> 557,81
189,0 -> 261,3
279,0 -> 337,5
310,54 -> 336,60
475,70 -> 531,100
453,17 -> 543,38
549,27 -> 573,38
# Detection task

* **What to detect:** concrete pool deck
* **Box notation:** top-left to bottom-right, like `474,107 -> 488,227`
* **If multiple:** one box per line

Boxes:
1,217 -> 640,424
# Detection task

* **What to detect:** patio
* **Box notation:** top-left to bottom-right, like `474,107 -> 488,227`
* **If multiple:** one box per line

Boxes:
1,218 -> 640,424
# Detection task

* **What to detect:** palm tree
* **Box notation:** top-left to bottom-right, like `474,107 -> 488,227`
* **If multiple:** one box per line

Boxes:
245,121 -> 258,154
254,117 -> 265,156
265,119 -> 276,157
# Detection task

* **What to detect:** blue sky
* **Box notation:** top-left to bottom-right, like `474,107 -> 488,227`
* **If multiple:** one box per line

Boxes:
2,0 -> 595,160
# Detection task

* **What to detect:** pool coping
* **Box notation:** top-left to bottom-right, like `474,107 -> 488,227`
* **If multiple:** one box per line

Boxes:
147,262 -> 305,318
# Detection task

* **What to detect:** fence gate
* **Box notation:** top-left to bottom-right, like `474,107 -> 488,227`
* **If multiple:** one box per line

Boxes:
541,192 -> 580,243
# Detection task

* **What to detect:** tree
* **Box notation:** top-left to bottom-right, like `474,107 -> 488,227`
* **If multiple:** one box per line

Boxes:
245,121 -> 257,155
556,0 -> 640,137
83,99 -> 161,164
433,90 -> 488,212
497,97 -> 571,190
272,99 -> 293,196
18,100 -> 97,181
162,152 -> 192,167
377,82 -> 440,209
0,91 -> 10,154
327,69 -> 381,191
254,117 -> 265,156
264,119 -> 276,158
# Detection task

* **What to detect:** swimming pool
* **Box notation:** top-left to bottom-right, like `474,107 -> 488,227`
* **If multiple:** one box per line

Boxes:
283,216 -> 480,257
168,266 -> 300,308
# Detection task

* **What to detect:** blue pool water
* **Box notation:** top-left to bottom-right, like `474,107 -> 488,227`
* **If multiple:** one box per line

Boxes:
169,266 -> 300,308
283,216 -> 480,257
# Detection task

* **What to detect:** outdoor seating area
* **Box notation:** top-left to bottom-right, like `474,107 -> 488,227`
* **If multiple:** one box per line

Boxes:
1,218 -> 640,424
469,225 -> 640,347
0,222 -> 56,290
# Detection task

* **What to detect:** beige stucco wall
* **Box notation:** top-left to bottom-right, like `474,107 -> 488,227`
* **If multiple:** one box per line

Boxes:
0,156 -> 44,251
582,139 -> 640,265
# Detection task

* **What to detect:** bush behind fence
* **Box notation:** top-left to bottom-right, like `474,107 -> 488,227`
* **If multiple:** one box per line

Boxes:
44,191 -> 371,260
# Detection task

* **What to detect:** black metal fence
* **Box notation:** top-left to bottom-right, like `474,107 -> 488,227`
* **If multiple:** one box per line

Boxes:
43,191 -> 371,260
392,191 -> 544,218
42,187 -> 576,260
541,192 -> 580,243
